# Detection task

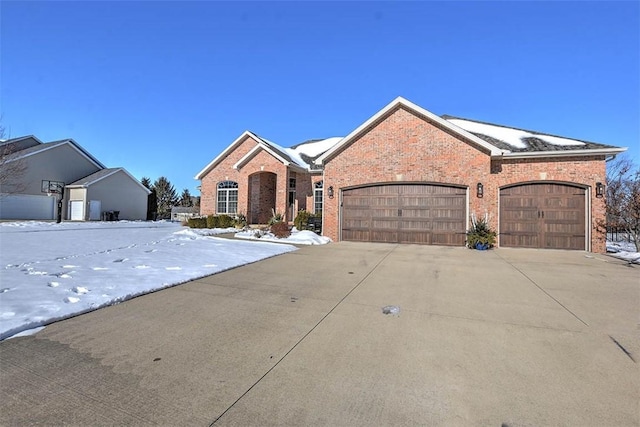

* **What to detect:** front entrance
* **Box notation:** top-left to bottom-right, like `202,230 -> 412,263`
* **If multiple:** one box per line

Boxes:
500,183 -> 586,250
248,172 -> 277,224
341,183 -> 467,245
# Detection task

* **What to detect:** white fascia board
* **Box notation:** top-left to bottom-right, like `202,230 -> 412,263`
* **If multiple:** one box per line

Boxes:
315,96 -> 502,165
233,144 -> 274,170
499,147 -> 627,159
233,141 -> 310,172
195,131 -> 258,179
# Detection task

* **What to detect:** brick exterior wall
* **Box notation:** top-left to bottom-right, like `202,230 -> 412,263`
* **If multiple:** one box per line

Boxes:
200,135 -> 290,222
249,172 -> 277,224
322,106 -> 607,252
199,106 -> 608,252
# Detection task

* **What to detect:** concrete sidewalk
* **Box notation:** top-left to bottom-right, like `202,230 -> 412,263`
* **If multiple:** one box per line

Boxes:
1,243 -> 638,426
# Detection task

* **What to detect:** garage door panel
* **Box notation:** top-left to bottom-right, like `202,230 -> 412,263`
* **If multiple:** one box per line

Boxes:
371,230 -> 397,243
500,183 -> 585,250
342,229 -> 369,242
0,195 -> 55,220
342,184 -> 466,245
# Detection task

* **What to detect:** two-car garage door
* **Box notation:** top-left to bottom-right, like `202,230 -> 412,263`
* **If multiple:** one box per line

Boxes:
341,184 -> 467,245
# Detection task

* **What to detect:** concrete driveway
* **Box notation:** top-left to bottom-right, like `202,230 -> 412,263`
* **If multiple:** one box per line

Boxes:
1,243 -> 638,426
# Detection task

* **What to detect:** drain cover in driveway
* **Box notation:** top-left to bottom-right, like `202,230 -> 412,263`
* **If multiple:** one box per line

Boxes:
382,305 -> 400,316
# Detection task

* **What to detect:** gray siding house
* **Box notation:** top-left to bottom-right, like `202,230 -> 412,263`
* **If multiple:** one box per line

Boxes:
0,136 -> 150,221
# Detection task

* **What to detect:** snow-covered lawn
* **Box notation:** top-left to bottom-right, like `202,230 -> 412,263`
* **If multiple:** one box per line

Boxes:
0,221 -> 327,341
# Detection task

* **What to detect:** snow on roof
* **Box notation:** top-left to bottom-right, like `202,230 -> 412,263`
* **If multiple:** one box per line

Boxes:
253,133 -> 343,169
289,137 -> 343,158
446,118 -> 586,149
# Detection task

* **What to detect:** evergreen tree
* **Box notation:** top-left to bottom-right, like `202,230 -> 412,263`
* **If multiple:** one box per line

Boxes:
180,188 -> 193,207
140,177 -> 157,220
141,176 -> 152,190
153,177 -> 178,219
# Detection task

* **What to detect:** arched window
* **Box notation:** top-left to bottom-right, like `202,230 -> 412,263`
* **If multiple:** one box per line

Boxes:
314,181 -> 323,214
217,181 -> 238,214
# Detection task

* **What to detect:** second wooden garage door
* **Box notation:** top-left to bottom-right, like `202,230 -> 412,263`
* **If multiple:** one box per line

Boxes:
341,184 -> 467,245
500,183 -> 586,250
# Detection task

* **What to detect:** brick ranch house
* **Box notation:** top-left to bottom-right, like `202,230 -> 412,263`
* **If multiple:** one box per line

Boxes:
196,97 -> 626,252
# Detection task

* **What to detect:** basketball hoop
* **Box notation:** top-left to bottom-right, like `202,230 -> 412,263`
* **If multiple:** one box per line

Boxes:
42,180 -> 65,197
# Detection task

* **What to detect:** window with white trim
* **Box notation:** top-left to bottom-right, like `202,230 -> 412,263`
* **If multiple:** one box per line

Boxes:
217,181 -> 238,214
314,181 -> 323,214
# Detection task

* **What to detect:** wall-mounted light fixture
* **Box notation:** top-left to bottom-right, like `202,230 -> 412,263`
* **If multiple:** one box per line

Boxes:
595,182 -> 604,198
476,182 -> 484,198
328,186 -> 334,199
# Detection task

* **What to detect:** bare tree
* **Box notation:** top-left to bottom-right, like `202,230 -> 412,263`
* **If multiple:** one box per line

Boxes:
605,155 -> 640,251
0,122 -> 28,195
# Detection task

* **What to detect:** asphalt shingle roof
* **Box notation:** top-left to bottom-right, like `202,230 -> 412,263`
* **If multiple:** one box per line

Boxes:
441,115 -> 619,153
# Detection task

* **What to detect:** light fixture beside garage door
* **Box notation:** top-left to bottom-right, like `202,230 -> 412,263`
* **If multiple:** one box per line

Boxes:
596,182 -> 605,198
328,186 -> 334,199
476,182 -> 484,198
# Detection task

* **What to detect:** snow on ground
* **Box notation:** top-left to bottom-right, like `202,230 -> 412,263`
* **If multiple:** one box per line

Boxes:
606,240 -> 640,263
0,221 -> 314,341
235,228 -> 332,245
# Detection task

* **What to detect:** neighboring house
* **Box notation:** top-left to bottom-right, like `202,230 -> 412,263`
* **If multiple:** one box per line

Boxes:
0,136 -> 150,221
196,97 -> 626,252
171,206 -> 199,222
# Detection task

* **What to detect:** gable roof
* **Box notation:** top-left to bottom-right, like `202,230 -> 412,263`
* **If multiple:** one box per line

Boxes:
195,131 -> 342,179
315,97 -> 505,164
197,96 -> 627,180
442,115 -> 626,158
195,131 -> 261,179
3,138 -> 106,168
66,167 -> 151,194
232,139 -> 306,172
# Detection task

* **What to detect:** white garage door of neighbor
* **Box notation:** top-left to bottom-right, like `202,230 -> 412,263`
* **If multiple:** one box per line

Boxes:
70,201 -> 84,221
0,194 -> 55,220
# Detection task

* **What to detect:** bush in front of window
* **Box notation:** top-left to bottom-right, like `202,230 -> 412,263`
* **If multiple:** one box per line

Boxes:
187,217 -> 208,228
207,215 -> 219,228
217,214 -> 234,228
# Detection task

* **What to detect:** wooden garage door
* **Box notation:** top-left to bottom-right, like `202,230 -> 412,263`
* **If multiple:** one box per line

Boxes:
342,184 -> 467,245
500,183 -> 586,250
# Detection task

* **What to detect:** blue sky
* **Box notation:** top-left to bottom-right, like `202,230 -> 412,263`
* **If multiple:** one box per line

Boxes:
2,1 -> 638,195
